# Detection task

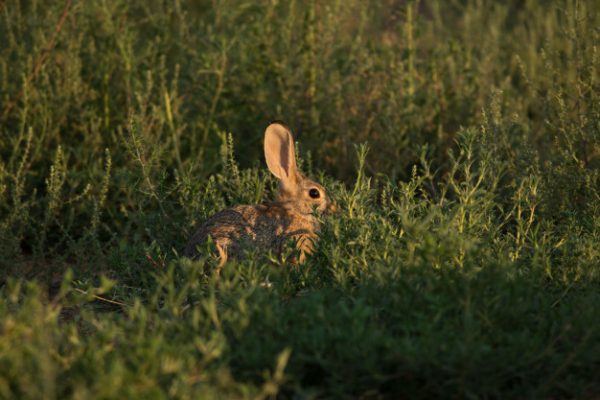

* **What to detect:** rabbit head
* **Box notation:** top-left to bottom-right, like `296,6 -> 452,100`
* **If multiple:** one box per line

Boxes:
264,122 -> 335,215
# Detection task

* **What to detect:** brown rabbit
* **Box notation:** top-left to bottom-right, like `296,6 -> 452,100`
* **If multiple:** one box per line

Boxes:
184,122 -> 335,268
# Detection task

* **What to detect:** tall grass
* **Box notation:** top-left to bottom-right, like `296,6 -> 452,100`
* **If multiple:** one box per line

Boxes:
0,0 -> 599,398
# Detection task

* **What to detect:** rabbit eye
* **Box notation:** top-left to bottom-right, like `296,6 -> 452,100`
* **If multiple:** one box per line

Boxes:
309,188 -> 320,199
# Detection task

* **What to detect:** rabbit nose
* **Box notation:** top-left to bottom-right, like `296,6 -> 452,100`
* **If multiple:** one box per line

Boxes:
327,200 -> 338,213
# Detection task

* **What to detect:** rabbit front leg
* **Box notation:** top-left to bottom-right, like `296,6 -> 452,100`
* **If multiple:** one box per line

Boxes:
295,232 -> 317,264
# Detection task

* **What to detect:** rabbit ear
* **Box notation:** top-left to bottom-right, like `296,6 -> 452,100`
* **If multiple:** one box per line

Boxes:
264,122 -> 297,185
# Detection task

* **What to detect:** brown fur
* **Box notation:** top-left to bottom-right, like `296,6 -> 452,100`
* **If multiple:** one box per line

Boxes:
184,122 -> 334,269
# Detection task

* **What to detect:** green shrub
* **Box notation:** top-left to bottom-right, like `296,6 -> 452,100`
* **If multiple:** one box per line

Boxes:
0,0 -> 598,398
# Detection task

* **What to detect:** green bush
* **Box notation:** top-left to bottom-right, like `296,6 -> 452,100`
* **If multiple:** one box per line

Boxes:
0,0 -> 599,398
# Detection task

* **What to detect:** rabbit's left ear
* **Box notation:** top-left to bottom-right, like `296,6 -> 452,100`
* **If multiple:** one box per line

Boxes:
264,122 -> 298,185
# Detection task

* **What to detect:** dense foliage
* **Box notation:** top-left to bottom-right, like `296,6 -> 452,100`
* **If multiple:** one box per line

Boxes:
1,0 -> 599,398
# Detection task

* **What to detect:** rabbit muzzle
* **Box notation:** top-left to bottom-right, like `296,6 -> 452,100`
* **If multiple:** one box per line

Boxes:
325,199 -> 337,213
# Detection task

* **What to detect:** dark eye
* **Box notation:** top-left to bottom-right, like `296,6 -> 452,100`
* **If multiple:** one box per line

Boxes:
309,188 -> 320,199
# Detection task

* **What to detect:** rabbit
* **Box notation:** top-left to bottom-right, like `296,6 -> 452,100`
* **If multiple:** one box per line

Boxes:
184,121 -> 336,269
